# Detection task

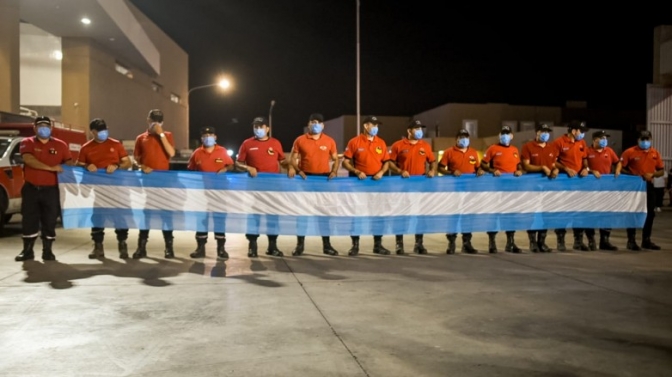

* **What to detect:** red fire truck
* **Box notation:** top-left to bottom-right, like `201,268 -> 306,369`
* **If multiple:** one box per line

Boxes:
0,121 -> 87,233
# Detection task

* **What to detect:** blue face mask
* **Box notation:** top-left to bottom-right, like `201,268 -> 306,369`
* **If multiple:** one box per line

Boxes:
539,132 -> 550,143
97,130 -> 109,142
457,138 -> 470,148
598,138 -> 608,148
254,128 -> 267,139
639,140 -> 651,150
310,123 -> 323,134
368,126 -> 379,137
575,132 -> 585,141
413,129 -> 423,140
499,133 -> 512,145
202,136 -> 216,147
37,126 -> 51,139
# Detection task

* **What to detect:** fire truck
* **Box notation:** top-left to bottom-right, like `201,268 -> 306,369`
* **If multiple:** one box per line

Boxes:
0,121 -> 87,234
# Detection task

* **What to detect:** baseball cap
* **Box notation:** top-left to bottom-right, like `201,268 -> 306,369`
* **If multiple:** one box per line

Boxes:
568,120 -> 587,132
500,125 -> 513,134
309,113 -> 324,122
89,118 -> 108,131
252,116 -> 268,125
456,129 -> 470,137
639,130 -> 652,139
148,109 -> 164,122
537,123 -> 552,132
592,130 -> 610,139
407,119 -> 426,129
200,126 -> 216,135
362,116 -> 383,125
34,116 -> 51,126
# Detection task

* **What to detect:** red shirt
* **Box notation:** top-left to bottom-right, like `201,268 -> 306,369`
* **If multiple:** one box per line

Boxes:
586,146 -> 619,174
291,133 -> 337,174
552,134 -> 587,171
389,138 -> 436,175
20,136 -> 72,186
77,138 -> 128,168
521,141 -> 558,170
343,134 -> 390,176
237,137 -> 285,173
439,146 -> 481,174
133,131 -> 175,171
482,144 -> 520,173
620,146 -> 664,176
188,145 -> 234,173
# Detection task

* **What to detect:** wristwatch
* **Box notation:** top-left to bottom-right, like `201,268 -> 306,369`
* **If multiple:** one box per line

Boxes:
159,132 -> 165,138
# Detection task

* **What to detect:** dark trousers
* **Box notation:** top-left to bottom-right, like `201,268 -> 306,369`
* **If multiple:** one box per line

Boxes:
628,183 -> 656,240
91,228 -> 129,243
138,229 -> 173,241
654,187 -> 664,207
21,183 -> 60,239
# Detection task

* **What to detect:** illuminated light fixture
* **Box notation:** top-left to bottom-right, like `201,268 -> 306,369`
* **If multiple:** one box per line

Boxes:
50,50 -> 63,60
226,149 -> 233,157
81,17 -> 91,25
218,79 -> 231,89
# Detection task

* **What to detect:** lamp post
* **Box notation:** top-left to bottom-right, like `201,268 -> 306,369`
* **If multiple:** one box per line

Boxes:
187,78 -> 231,97
268,99 -> 275,137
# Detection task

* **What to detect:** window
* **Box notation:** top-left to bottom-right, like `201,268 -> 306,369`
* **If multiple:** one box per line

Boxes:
115,62 -> 133,79
151,82 -> 163,93
463,119 -> 478,138
170,93 -> 180,104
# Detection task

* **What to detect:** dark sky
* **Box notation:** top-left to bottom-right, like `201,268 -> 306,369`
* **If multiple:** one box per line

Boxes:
130,0 -> 672,151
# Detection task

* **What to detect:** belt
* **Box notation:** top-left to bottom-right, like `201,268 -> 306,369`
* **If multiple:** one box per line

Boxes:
25,182 -> 58,190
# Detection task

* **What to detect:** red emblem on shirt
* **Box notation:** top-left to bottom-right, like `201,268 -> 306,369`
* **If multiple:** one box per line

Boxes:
267,147 -> 275,155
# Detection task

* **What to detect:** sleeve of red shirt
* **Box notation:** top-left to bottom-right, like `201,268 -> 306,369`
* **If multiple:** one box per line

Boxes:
187,151 -> 197,171
474,150 -> 482,169
275,140 -> 286,162
133,135 -> 142,163
389,141 -> 399,161
381,141 -> 390,162
116,142 -> 129,159
482,146 -> 493,164
620,149 -> 630,167
343,138 -> 355,159
19,138 -> 34,155
425,143 -> 436,163
608,148 -> 619,165
329,138 -> 337,156
222,149 -> 234,166
291,137 -> 301,154
655,150 -> 664,169
77,145 -> 89,165
439,149 -> 449,166
237,141 -> 247,163
59,140 -> 72,162
521,143 -> 531,161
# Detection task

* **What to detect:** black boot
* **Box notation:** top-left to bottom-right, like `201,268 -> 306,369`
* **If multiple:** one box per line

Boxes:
642,238 -> 661,250
373,236 -> 391,255
217,238 -> 229,259
348,237 -> 360,256
266,237 -> 284,257
528,232 -> 540,253
132,238 -> 148,259
505,232 -> 522,253
413,234 -> 427,254
164,239 -> 175,259
488,232 -> 498,254
586,234 -> 597,251
572,232 -> 589,251
462,233 -> 477,254
322,237 -> 339,256
42,238 -> 56,261
15,237 -> 37,262
537,231 -> 551,253
626,230 -> 641,251
446,234 -> 457,254
395,235 -> 405,255
118,240 -> 129,259
88,242 -> 105,259
248,239 -> 258,258
292,236 -> 305,256
190,238 -> 207,258
599,230 -> 618,251
556,230 -> 567,252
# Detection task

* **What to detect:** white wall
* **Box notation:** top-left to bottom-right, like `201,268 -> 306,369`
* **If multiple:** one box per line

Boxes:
19,23 -> 61,106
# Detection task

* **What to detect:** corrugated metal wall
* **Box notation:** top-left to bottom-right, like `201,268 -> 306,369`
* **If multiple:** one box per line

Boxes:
647,84 -> 672,172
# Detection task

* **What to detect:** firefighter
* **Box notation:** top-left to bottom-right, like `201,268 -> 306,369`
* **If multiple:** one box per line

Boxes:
479,125 -> 524,253
15,116 -> 73,262
76,118 -> 133,259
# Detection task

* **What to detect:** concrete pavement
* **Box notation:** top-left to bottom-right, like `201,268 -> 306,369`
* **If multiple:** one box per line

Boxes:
1,210 -> 671,376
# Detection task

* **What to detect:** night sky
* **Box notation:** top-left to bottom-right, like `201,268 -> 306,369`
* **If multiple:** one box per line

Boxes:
130,0 -> 672,152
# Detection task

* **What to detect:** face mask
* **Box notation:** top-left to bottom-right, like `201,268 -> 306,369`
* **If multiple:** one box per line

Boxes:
499,134 -> 512,145
598,139 -> 608,148
539,132 -> 550,143
202,136 -> 216,147
97,130 -> 109,142
310,123 -> 323,134
413,130 -> 423,140
575,132 -> 585,141
368,126 -> 379,137
254,128 -> 267,139
37,126 -> 51,139
457,138 -> 470,148
639,140 -> 651,150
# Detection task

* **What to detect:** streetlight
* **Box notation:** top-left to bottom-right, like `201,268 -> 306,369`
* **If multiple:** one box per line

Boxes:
187,78 -> 231,96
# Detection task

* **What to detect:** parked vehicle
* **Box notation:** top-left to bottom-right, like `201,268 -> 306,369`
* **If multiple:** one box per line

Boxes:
0,121 -> 87,234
